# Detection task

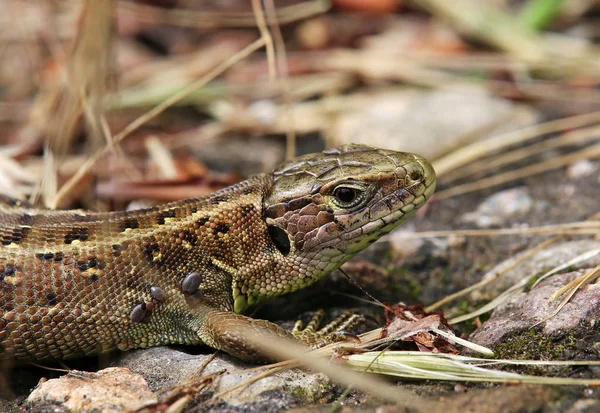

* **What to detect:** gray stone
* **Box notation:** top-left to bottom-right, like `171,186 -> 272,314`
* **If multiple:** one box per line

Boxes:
475,240 -> 600,300
461,187 -> 534,228
115,347 -> 334,407
567,160 -> 598,180
26,367 -> 155,413
470,270 -> 600,354
334,90 -> 538,161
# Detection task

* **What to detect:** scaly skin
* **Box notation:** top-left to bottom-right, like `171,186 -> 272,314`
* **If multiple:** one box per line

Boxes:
0,144 -> 435,363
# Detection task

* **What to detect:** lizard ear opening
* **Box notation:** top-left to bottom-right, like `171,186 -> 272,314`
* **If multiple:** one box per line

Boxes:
267,225 -> 291,256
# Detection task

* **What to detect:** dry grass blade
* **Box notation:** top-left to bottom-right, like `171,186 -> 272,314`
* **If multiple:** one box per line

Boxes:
432,327 -> 494,356
433,110 -> 600,175
263,0 -> 296,160
443,125 -> 600,183
415,221 -> 600,238
40,146 -> 57,208
550,263 -> 600,301
214,322 -> 492,404
217,328 -> 600,402
118,0 -> 330,28
426,237 -> 558,312
53,37 -> 267,208
528,264 -> 600,329
435,142 -> 600,200
114,72 -> 353,109
421,212 -> 600,316
145,136 -> 178,180
449,280 -> 529,324
532,247 -> 600,288
35,0 -> 114,208
251,0 -> 275,79
234,328 -> 444,410
449,258 -> 600,325
345,352 -> 600,385
45,0 -> 114,156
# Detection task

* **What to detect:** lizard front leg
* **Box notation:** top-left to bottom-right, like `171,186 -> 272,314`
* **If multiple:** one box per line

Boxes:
194,307 -> 296,363
192,306 -> 365,363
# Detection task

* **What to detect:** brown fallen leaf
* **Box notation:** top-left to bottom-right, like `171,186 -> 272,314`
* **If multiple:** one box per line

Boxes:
382,303 -> 459,354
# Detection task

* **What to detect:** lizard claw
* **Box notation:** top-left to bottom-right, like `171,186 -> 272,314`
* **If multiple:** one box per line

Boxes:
291,311 -> 365,348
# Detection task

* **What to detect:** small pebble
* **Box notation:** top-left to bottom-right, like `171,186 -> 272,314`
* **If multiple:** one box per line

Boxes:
454,384 -> 468,393
462,187 -> 533,228
567,160 -> 597,179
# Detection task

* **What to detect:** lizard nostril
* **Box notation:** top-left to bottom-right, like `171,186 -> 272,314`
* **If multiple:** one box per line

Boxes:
409,170 -> 422,182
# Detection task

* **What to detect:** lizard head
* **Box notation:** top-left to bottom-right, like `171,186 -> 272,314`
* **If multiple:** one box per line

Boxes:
232,144 -> 435,312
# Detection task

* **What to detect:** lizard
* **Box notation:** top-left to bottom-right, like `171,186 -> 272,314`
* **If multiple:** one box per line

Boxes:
0,144 -> 436,363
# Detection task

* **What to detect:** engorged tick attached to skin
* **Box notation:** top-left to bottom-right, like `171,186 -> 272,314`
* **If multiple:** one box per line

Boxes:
0,144 -> 435,363
130,303 -> 147,323
181,272 -> 202,294
150,286 -> 165,302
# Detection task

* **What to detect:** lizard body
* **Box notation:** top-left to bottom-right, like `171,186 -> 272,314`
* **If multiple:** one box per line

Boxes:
0,144 -> 435,363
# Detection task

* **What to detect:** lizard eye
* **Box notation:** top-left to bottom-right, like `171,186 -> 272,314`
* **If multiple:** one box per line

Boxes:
334,187 -> 357,203
331,184 -> 368,208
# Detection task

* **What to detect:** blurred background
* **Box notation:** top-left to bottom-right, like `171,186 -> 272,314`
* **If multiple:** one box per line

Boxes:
2,0 -> 600,212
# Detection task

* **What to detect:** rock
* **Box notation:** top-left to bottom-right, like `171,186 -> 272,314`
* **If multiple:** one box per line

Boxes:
26,367 -> 155,413
476,240 -> 600,299
191,135 -> 285,177
334,90 -> 538,161
567,160 -> 598,179
389,228 -> 449,264
461,187 -> 534,228
115,347 -> 334,408
470,270 -> 600,358
431,385 -> 553,413
567,399 -> 600,413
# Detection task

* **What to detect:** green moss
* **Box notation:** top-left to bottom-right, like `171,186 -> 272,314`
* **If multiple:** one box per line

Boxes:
492,328 -> 581,376
290,386 -> 309,400
494,328 -> 579,361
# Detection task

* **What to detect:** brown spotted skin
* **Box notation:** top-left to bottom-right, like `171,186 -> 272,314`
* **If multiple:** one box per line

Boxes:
0,144 -> 436,363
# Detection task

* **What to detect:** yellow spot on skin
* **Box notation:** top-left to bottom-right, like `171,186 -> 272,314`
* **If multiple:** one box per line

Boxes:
3,276 -> 15,284
71,240 -> 81,245
164,217 -> 176,224
81,268 -> 103,278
